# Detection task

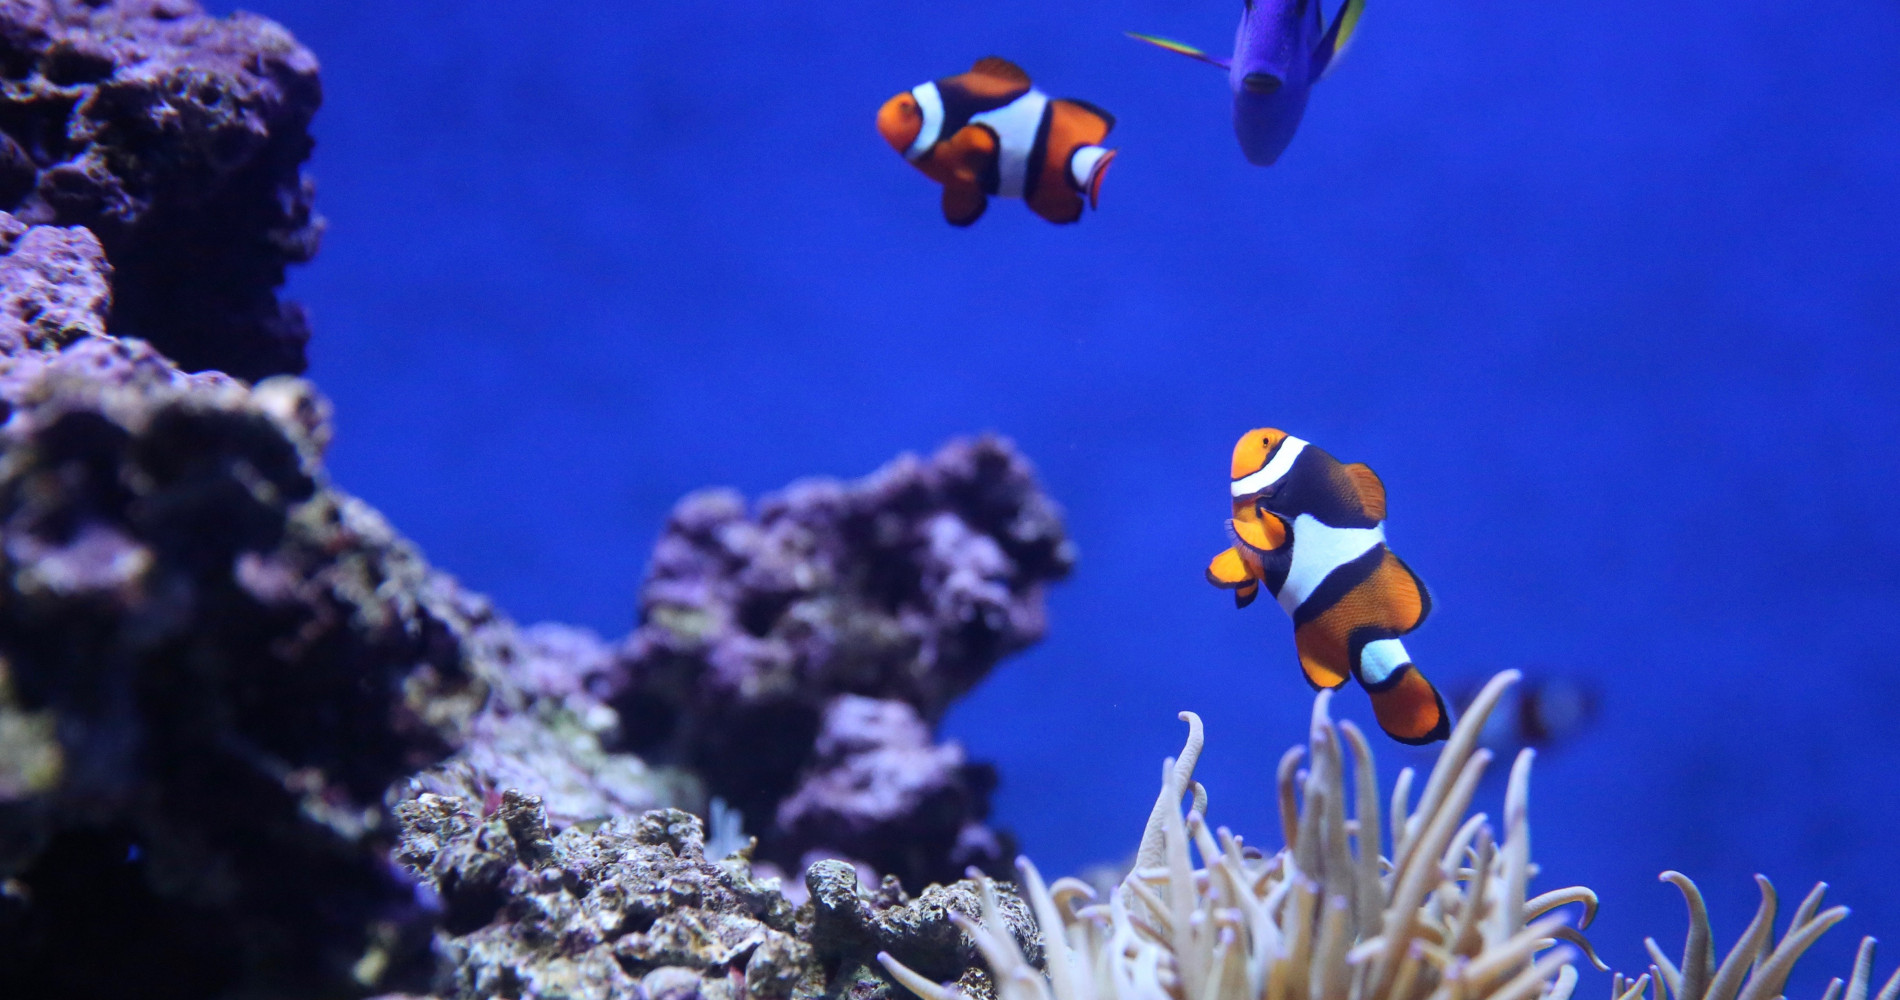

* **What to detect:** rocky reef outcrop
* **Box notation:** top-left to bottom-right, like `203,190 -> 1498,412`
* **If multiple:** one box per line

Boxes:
0,0 -> 323,379
0,5 -> 1074,997
0,209 -> 502,995
0,243 -> 1069,991
612,437 -> 1073,890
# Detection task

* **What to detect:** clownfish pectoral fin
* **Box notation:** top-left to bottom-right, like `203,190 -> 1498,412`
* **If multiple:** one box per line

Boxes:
941,183 -> 988,226
1343,462 -> 1387,521
970,56 -> 1032,87
1125,32 -> 1231,70
1311,0 -> 1366,80
1235,581 -> 1259,608
1228,509 -> 1286,552
1206,546 -> 1253,588
1367,666 -> 1452,745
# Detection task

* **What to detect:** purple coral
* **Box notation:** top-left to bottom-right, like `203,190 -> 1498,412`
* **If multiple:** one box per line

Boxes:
616,437 -> 1073,888
0,0 -> 323,379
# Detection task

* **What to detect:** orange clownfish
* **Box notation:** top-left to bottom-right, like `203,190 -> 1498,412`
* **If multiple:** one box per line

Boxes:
877,57 -> 1117,227
1207,428 -> 1451,745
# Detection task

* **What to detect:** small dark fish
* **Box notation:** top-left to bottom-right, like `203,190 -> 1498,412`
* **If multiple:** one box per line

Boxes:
1450,673 -> 1601,757
1130,0 -> 1366,165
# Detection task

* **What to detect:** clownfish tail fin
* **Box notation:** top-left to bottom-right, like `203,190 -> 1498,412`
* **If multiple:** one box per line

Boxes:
1067,146 -> 1117,209
1367,665 -> 1451,745
971,56 -> 1032,87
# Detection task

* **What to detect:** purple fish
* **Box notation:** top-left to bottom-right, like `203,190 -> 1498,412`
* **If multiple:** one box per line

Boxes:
1130,0 -> 1365,165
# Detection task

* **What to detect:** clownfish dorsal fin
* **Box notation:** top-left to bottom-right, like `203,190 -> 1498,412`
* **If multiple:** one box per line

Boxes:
970,56 -> 1032,87
1343,462 -> 1386,520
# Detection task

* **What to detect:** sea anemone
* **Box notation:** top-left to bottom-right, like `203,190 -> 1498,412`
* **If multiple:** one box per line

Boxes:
878,670 -> 1895,1000
1623,870 -> 1899,1000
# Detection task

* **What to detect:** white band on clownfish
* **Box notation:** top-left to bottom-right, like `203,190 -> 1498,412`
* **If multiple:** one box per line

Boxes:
1276,513 -> 1384,616
970,90 -> 1049,198
1231,435 -> 1307,498
1358,637 -> 1411,687
906,83 -> 945,162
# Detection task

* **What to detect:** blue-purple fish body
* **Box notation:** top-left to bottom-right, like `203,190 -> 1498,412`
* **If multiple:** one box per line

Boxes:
1131,0 -> 1365,165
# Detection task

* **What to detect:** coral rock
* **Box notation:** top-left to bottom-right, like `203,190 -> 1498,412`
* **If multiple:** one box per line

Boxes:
0,0 -> 324,378
776,695 -> 1006,883
397,805 -> 807,1000
806,858 -> 1037,996
618,436 -> 1072,889
394,802 -> 1028,1000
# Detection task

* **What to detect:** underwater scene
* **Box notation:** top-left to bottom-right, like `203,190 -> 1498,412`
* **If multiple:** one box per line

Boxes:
0,0 -> 1895,996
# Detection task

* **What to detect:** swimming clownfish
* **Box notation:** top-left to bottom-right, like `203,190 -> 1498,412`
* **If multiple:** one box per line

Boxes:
877,57 -> 1117,227
1206,428 -> 1451,744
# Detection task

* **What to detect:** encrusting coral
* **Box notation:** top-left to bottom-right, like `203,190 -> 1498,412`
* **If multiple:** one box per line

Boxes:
875,671 -> 1900,1000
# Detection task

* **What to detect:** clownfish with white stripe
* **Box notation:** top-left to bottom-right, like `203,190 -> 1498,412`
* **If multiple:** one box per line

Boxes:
1206,428 -> 1451,744
876,57 -> 1118,226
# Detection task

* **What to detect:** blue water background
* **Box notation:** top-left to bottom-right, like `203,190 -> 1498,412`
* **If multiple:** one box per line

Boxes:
214,0 -> 1900,989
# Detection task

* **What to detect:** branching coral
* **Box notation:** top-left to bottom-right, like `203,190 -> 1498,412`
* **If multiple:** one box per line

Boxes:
879,670 -> 1599,1000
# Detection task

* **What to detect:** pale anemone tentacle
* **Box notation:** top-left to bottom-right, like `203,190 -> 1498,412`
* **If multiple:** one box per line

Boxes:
882,671 -> 1595,1000
880,671 -> 1895,1000
1620,869 -> 1885,1000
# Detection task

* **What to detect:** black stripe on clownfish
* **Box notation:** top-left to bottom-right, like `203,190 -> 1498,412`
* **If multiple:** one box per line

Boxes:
1207,427 -> 1449,745
877,57 -> 1119,226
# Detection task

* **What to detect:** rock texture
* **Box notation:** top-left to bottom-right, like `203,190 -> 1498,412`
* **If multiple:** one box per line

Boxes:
0,0 -> 323,378
0,210 -> 437,996
390,801 -> 1039,1000
0,7 -> 1078,996
0,210 -> 688,997
614,439 -> 1073,890
0,207 -> 1074,996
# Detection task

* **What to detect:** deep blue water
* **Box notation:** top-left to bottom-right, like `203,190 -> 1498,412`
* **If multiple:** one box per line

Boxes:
214,0 -> 1900,989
